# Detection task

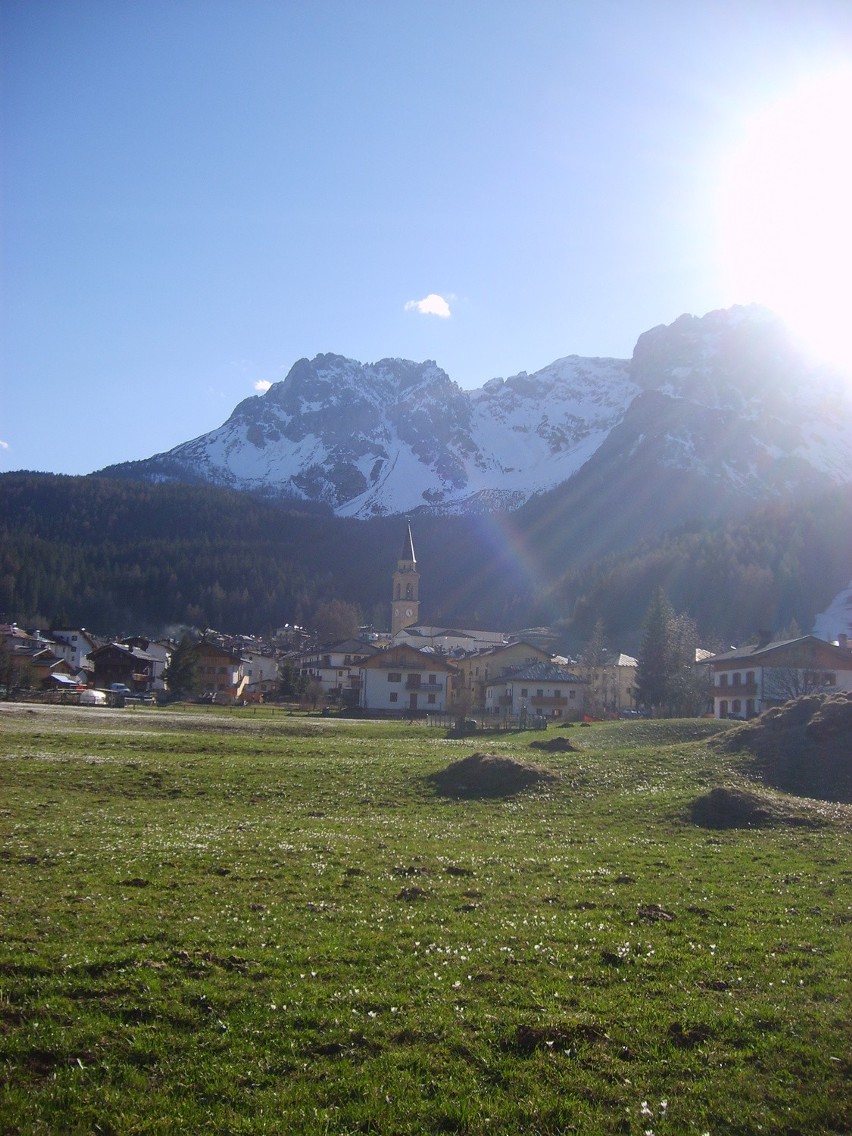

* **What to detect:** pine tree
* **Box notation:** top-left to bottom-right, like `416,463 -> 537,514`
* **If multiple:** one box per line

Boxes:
163,635 -> 200,700
636,588 -> 674,715
579,618 -> 608,666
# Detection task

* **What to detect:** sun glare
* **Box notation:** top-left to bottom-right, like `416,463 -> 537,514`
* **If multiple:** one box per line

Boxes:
717,67 -> 852,376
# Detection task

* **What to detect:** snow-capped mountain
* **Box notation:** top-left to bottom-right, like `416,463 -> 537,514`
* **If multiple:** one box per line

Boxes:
99,306 -> 852,517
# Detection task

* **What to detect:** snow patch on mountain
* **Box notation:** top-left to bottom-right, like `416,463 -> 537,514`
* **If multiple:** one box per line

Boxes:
813,581 -> 852,643
98,306 -> 852,517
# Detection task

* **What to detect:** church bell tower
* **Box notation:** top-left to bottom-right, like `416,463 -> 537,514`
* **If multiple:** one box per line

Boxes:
391,521 -> 420,637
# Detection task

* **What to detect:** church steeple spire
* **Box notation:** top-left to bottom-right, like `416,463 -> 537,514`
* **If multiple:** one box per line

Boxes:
391,519 -> 420,637
400,520 -> 416,566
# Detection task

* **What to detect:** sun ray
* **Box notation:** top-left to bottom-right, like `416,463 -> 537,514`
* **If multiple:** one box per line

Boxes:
716,66 -> 852,377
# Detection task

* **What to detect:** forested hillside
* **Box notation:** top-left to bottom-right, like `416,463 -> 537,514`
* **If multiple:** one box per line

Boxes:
551,488 -> 852,649
1,472 -> 849,650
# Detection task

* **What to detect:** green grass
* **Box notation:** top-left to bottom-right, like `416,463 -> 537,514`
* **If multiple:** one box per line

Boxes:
1,705 -> 849,1135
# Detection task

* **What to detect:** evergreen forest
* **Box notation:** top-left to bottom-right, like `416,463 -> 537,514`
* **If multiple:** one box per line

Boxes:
1,472 -> 850,652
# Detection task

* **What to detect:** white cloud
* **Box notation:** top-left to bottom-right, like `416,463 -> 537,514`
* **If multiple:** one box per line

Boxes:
404,293 -> 452,318
254,380 -> 272,392
0,440 -> 8,450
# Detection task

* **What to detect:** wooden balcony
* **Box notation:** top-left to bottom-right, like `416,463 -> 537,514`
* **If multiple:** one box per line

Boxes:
530,694 -> 568,708
716,680 -> 758,697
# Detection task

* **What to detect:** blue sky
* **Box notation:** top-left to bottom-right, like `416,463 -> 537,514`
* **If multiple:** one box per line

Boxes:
2,1 -> 851,476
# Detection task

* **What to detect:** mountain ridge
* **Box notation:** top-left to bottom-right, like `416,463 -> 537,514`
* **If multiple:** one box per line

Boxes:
96,305 -> 852,518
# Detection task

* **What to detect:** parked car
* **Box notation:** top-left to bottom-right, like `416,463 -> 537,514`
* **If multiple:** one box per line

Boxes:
107,682 -> 155,705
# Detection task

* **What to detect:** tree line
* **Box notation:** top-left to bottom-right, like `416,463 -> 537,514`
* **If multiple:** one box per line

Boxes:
1,472 -> 849,651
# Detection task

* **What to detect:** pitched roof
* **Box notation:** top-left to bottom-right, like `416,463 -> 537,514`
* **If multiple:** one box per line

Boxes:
330,638 -> 379,654
360,643 -> 459,672
495,661 -> 589,684
706,634 -> 852,665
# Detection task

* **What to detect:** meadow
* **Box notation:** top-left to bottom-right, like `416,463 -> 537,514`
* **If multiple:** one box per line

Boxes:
0,704 -> 849,1135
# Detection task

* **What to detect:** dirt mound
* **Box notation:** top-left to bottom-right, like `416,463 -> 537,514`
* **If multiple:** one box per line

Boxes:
427,752 -> 555,798
528,736 -> 577,753
689,786 -> 817,829
713,693 -> 852,803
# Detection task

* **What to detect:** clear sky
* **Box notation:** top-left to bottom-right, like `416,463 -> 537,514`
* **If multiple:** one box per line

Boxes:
2,0 -> 851,476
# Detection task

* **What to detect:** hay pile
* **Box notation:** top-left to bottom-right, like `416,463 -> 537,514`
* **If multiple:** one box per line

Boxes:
528,736 -> 577,753
689,786 -> 817,829
712,692 -> 852,803
427,752 -> 555,798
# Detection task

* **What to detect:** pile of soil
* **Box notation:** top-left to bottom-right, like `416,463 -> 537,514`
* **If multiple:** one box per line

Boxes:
528,736 -> 577,752
689,786 -> 817,829
712,693 -> 852,803
427,752 -> 555,798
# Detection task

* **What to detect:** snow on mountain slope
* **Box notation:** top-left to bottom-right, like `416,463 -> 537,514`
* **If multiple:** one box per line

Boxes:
117,352 -> 638,517
813,581 -> 852,643
98,306 -> 852,517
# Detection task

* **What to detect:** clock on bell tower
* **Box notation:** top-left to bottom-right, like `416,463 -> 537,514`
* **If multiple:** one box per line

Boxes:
391,521 -> 420,637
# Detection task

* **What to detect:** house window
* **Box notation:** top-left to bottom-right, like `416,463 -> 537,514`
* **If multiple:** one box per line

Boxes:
803,670 -> 835,687
732,673 -> 741,686
428,674 -> 436,685
520,688 -> 528,697
732,699 -> 741,714
746,671 -> 754,685
536,689 -> 543,697
569,690 -> 575,699
719,674 -> 728,687
428,694 -> 436,705
388,672 -> 401,683
390,692 -> 398,703
720,700 -> 728,717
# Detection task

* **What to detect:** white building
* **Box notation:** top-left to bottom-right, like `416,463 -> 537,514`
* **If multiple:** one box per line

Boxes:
706,634 -> 852,719
359,643 -> 459,715
44,628 -> 98,673
241,650 -> 282,696
300,639 -> 379,704
484,661 -> 590,721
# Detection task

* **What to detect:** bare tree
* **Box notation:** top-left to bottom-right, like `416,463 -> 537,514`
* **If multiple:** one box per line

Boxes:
310,599 -> 360,646
763,664 -> 836,705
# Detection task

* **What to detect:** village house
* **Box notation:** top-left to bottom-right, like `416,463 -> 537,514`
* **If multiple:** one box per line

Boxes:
484,660 -> 590,721
0,642 -> 83,692
358,643 -> 459,715
706,633 -> 852,719
195,639 -> 247,702
0,623 -> 43,653
455,639 -> 553,711
89,642 -> 156,693
122,636 -> 171,692
44,627 -> 99,674
241,649 -> 284,700
571,653 -> 639,717
299,638 -> 379,705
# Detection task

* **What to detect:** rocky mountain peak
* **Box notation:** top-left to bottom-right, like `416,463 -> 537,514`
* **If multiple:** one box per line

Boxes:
96,306 -> 852,518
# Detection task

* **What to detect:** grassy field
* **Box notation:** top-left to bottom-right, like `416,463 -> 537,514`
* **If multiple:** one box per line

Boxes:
0,704 -> 849,1135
